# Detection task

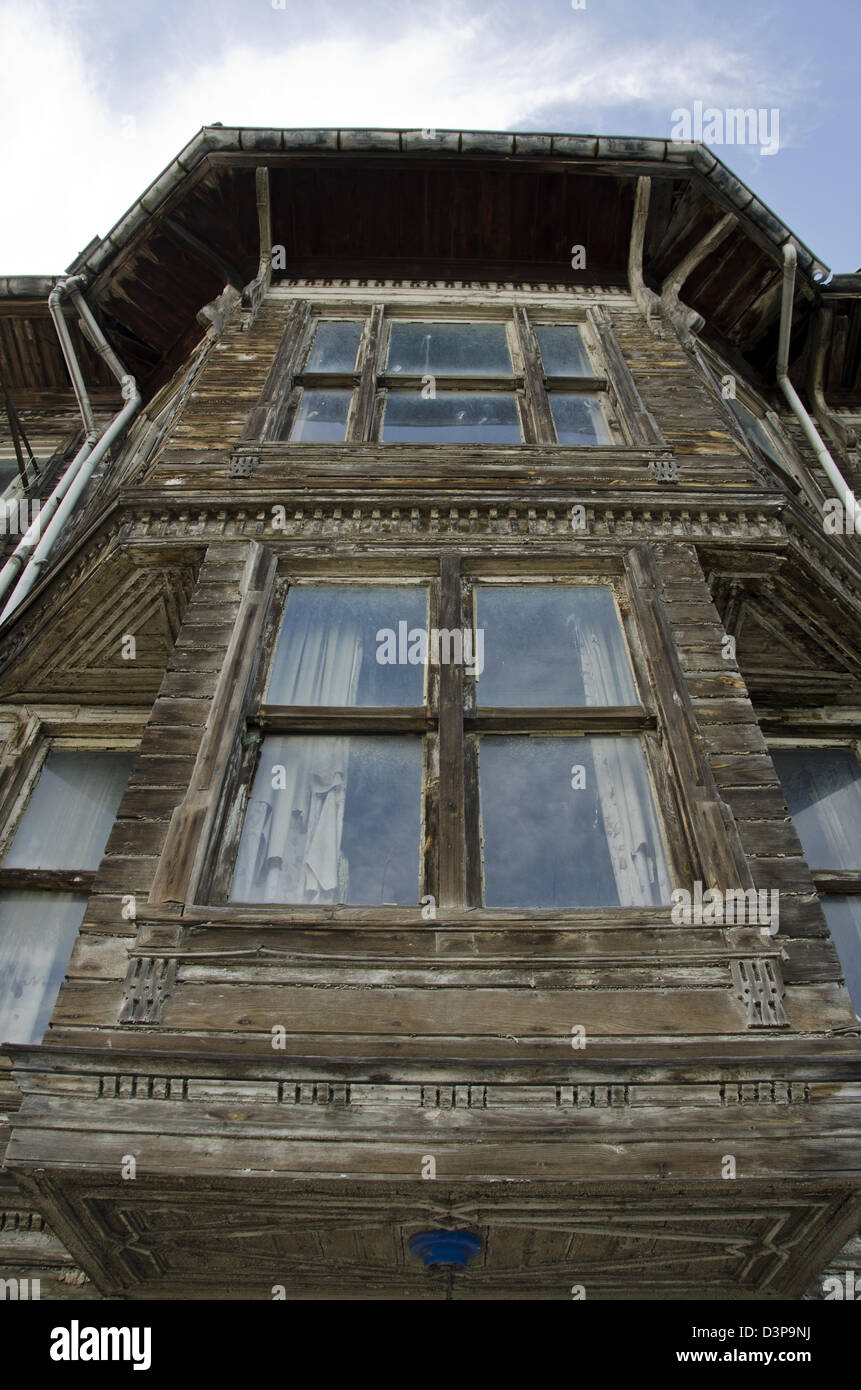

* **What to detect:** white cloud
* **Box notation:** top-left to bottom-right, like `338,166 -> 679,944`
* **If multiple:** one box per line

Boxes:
0,0 -> 806,273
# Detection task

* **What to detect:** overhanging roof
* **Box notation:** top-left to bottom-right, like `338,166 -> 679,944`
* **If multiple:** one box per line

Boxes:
1,127 -> 859,407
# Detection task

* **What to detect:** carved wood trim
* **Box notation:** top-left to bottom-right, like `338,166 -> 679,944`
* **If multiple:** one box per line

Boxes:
119,956 -> 178,1025
732,957 -> 790,1028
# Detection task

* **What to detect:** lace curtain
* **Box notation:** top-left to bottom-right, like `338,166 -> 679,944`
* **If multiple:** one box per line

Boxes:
575,616 -> 672,907
230,605 -> 363,903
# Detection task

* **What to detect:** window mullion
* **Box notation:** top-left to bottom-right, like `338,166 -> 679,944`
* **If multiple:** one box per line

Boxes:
350,304 -> 385,442
437,554 -> 467,908
513,306 -> 554,443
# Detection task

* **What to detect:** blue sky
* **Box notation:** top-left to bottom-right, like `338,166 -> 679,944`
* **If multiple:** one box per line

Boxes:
1,0 -> 858,275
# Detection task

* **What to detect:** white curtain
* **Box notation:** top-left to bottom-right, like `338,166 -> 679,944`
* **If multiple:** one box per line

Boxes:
821,899 -> 861,1018
4,751 -> 134,870
0,891 -> 86,1043
775,751 -> 861,870
574,616 -> 671,907
0,753 -> 133,1044
231,606 -> 363,903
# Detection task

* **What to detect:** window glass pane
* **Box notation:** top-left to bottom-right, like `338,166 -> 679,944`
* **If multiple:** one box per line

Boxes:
772,749 -> 861,869
475,585 -> 637,707
820,898 -> 861,1015
230,734 -> 422,905
3,751 -> 134,870
729,399 -> 783,467
268,586 -> 428,707
535,325 -> 593,377
382,392 -> 520,443
305,320 -> 363,373
0,461 -> 19,493
479,736 -> 670,908
549,393 -> 611,445
289,389 -> 352,442
0,890 -> 87,1043
388,322 -> 511,376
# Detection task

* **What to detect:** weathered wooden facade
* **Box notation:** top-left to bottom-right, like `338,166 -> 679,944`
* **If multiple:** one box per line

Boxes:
1,127 -> 860,1300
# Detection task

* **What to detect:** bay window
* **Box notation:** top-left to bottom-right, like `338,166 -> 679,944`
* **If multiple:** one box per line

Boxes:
274,308 -> 621,446
225,566 -> 672,911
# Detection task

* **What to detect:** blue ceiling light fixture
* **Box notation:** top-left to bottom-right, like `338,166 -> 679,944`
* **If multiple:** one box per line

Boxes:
409,1230 -> 483,1300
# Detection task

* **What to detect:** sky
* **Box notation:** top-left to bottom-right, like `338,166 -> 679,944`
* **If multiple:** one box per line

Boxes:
1,0 -> 859,277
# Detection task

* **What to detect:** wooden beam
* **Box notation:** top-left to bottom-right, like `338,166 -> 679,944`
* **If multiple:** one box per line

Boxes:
240,168 -> 273,319
162,216 -> 246,293
660,212 -> 737,343
628,176 -> 661,326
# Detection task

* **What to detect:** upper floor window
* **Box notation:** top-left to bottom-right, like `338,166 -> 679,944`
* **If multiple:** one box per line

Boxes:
277,309 -> 620,446
0,748 -> 134,1043
772,746 -> 861,1015
224,569 -> 672,911
696,342 -> 793,475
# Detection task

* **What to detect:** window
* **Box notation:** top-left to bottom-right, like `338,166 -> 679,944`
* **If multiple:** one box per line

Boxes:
726,396 -> 786,470
226,569 -> 672,910
230,584 -> 427,905
0,460 -> 20,493
0,749 -> 134,1043
772,747 -> 861,1014
287,318 -> 364,442
696,342 -> 792,474
276,308 -> 620,446
534,324 -> 613,446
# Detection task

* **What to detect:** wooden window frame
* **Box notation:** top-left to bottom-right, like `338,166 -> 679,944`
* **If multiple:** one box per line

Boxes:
244,299 -> 665,450
0,717 -> 140,894
768,732 -> 861,897
189,547 -> 761,919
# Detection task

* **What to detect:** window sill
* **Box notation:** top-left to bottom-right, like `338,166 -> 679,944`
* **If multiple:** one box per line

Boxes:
180,903 -> 682,928
233,441 -> 651,457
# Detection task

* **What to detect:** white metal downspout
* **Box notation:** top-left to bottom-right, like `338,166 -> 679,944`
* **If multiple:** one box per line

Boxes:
0,434 -> 96,606
0,280 -> 141,623
777,243 -> 859,531
0,393 -> 140,623
48,276 -> 98,438
0,277 -> 105,609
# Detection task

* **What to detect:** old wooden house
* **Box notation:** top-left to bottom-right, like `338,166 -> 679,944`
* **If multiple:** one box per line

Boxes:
0,127 -> 860,1300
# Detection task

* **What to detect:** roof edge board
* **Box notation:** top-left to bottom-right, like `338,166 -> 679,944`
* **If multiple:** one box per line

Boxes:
0,276 -> 62,298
